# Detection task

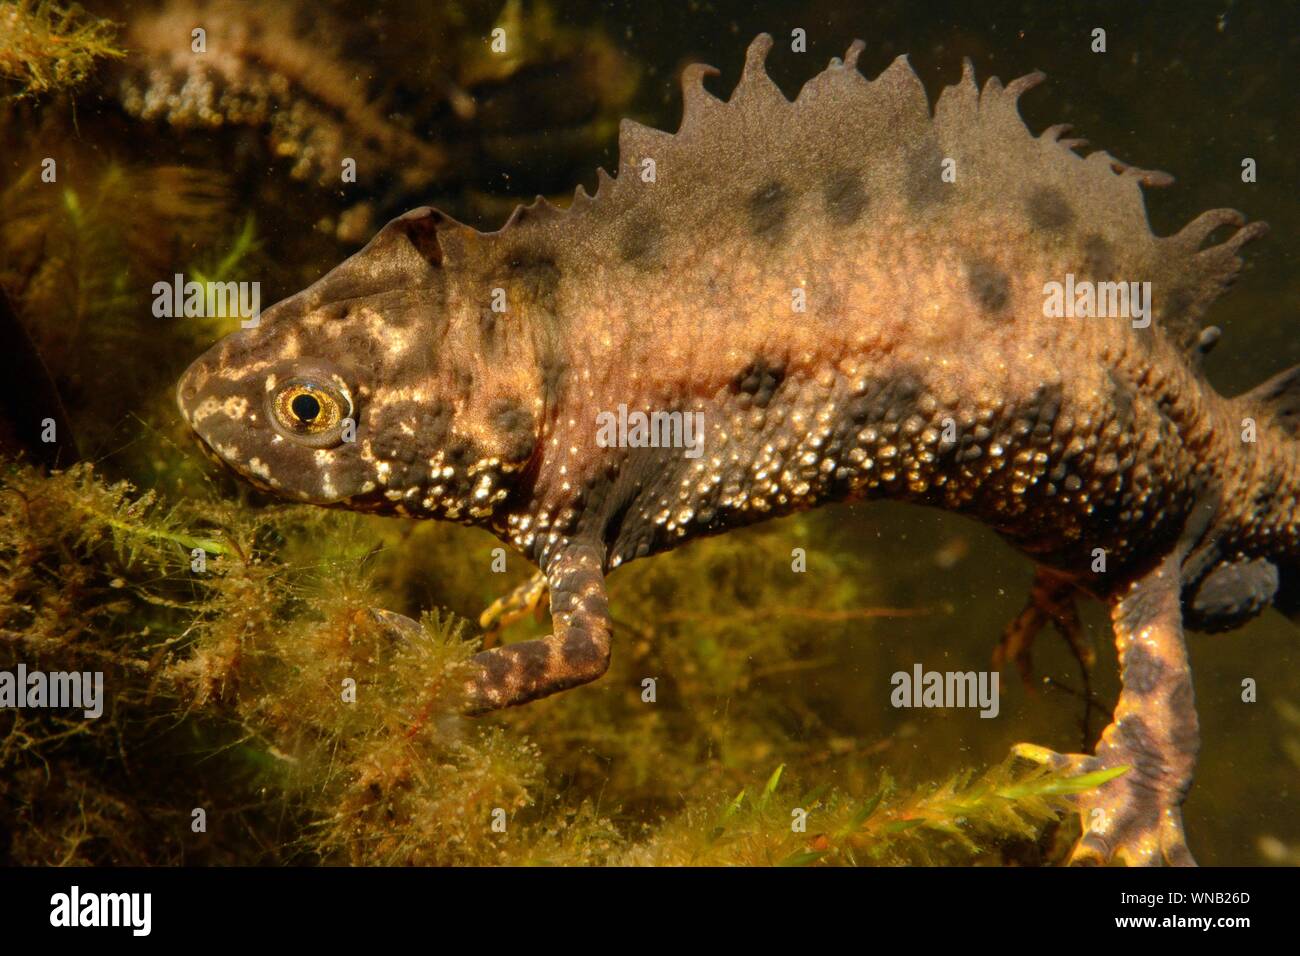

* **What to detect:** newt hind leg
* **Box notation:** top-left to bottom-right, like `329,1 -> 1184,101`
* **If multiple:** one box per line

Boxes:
1014,552 -> 1199,866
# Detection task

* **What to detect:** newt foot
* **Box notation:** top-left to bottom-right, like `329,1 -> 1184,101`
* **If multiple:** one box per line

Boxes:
1012,742 -> 1194,866
478,571 -> 549,639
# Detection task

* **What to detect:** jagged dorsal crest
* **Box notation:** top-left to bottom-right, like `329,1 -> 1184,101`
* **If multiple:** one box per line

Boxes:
477,33 -> 1264,353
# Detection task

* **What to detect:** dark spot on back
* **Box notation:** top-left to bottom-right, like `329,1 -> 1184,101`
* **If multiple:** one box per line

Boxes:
822,169 -> 868,226
966,258 -> 1010,312
502,253 -> 560,312
618,215 -> 663,265
490,398 -> 536,463
731,358 -> 786,408
747,180 -> 791,240
1027,186 -> 1075,231
1081,233 -> 1115,280
904,140 -> 947,208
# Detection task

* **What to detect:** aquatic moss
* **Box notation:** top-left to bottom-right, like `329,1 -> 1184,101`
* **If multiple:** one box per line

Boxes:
0,461 -> 264,863
0,459 -> 1110,865
615,757 -> 1117,866
0,0 -> 124,99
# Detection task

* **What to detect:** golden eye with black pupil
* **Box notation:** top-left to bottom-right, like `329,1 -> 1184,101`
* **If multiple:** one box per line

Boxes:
269,379 -> 352,447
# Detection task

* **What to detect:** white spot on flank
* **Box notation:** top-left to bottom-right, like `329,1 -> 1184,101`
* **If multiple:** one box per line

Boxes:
247,457 -> 272,480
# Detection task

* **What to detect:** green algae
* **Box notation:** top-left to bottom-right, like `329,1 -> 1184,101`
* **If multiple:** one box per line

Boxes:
0,0 -> 124,100
0,458 -> 1107,865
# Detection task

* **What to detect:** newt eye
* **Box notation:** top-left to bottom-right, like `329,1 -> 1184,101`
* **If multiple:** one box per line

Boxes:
270,379 -> 352,446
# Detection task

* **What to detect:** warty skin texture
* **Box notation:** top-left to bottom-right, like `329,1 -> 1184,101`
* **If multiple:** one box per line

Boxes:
178,36 -> 1299,865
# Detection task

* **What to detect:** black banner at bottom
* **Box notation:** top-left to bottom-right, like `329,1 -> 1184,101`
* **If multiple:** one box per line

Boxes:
0,865 -> 1282,941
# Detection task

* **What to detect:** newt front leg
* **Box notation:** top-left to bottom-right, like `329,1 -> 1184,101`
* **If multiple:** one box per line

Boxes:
464,541 -> 611,714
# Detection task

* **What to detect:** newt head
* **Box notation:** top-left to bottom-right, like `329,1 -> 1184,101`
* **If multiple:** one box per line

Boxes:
177,206 -> 540,519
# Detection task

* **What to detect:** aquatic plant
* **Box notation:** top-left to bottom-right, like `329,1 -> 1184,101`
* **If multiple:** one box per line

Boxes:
108,0 -> 637,199
0,459 -> 1112,865
0,0 -> 124,99
615,758 -> 1121,866
0,151 -> 236,462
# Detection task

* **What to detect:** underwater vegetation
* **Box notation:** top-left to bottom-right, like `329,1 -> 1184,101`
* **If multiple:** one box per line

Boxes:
0,0 -> 1296,867
105,0 -> 639,228
0,460 -> 1121,864
0,0 -> 124,100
